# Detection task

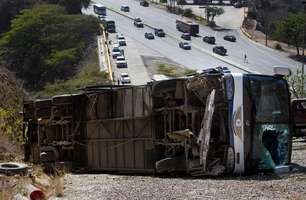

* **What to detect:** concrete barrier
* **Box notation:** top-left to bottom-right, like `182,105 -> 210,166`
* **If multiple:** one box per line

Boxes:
240,26 -> 253,39
101,25 -> 114,81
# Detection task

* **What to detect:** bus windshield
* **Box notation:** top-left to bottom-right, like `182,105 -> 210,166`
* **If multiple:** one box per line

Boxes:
247,75 -> 290,171
249,76 -> 289,124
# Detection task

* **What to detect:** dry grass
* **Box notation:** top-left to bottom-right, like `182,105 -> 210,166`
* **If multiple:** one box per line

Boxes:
54,176 -> 64,197
0,165 -> 66,199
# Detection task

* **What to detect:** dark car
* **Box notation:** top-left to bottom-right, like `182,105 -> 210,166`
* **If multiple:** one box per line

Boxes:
203,36 -> 216,44
145,32 -> 155,39
201,68 -> 220,74
213,46 -> 227,56
181,33 -> 191,40
134,18 -> 144,28
179,42 -> 191,50
216,66 -> 231,73
224,35 -> 236,42
233,2 -> 242,8
120,5 -> 130,12
154,29 -> 165,37
140,1 -> 149,7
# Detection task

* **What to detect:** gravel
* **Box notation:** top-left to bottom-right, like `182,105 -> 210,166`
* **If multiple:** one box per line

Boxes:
54,139 -> 306,200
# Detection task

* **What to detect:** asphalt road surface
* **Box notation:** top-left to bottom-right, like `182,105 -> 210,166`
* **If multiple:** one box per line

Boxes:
93,0 -> 301,75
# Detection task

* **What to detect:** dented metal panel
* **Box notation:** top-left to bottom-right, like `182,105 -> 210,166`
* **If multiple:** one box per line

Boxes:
23,73 -> 292,176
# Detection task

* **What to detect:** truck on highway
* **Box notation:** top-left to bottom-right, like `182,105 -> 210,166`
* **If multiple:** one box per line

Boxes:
93,4 -> 106,16
23,67 -> 298,176
176,19 -> 199,36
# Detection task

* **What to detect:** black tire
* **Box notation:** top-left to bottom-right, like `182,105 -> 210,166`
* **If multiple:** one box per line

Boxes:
0,162 -> 28,175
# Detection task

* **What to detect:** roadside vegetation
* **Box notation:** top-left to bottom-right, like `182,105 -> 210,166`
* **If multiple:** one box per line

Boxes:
0,67 -> 25,153
37,48 -> 110,97
0,1 -> 107,150
274,13 -> 305,56
287,70 -> 306,98
0,4 -> 100,90
157,64 -> 196,77
0,0 -> 90,34
166,3 -> 224,27
206,7 -> 224,27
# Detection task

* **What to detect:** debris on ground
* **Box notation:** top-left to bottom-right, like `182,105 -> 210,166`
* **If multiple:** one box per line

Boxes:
57,139 -> 306,200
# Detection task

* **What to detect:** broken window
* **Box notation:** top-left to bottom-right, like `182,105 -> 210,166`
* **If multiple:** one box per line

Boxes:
247,76 -> 290,172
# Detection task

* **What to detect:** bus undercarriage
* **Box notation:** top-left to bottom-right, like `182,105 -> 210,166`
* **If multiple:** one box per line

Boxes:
23,73 -> 292,176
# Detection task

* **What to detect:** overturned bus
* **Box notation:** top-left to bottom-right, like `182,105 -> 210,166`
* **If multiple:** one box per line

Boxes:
23,70 -> 292,176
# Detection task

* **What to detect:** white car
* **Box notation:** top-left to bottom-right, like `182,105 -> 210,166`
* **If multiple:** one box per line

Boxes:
120,73 -> 131,84
117,34 -> 126,46
112,44 -> 123,58
116,56 -> 127,68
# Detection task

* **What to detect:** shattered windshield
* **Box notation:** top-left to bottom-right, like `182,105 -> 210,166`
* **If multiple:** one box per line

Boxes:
249,76 -> 289,123
248,76 -> 290,171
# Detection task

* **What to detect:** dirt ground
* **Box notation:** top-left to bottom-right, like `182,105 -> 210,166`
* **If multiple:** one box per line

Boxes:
55,139 -> 306,200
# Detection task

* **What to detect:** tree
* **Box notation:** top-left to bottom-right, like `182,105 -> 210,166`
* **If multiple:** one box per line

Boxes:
183,8 -> 193,17
287,70 -> 306,98
0,5 -> 99,89
58,0 -> 90,14
38,0 -> 90,14
206,7 -> 224,24
274,13 -> 305,56
0,0 -> 27,33
0,0 -> 91,34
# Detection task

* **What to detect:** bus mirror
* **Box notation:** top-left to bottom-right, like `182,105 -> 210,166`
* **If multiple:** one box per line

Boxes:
273,67 -> 291,76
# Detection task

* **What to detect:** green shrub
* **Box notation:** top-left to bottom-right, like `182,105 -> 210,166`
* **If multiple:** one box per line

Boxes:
0,5 -> 100,90
275,43 -> 283,51
183,8 -> 193,17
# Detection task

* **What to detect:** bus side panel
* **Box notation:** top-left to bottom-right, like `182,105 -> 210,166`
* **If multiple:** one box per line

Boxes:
232,74 -> 245,174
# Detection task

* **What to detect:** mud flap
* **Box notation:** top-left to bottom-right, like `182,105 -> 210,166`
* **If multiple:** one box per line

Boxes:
197,89 -> 216,172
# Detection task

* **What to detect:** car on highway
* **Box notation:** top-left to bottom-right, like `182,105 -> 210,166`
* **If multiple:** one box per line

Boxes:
120,5 -> 130,12
179,42 -> 191,50
224,35 -> 236,42
134,18 -> 144,28
145,32 -> 155,40
154,29 -> 165,37
203,36 -> 216,44
233,2 -> 242,8
116,56 -> 128,68
181,33 -> 191,40
117,34 -> 126,46
216,66 -> 231,73
112,44 -> 123,58
120,73 -> 131,84
140,0 -> 149,7
213,46 -> 227,56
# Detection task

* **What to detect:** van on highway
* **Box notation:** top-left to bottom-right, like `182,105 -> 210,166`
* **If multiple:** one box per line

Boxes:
120,5 -> 130,12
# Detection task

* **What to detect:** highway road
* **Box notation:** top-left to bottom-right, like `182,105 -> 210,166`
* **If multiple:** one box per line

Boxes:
93,0 -> 301,74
